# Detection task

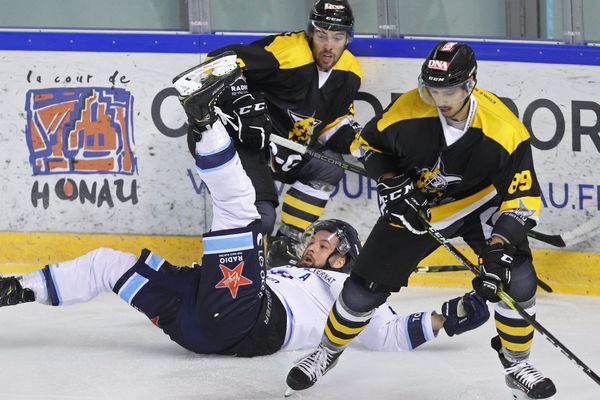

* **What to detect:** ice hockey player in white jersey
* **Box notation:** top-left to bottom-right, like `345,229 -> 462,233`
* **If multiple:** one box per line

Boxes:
0,55 -> 489,358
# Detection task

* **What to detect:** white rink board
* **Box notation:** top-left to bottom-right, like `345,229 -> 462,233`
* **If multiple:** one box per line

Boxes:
1,50 -> 599,249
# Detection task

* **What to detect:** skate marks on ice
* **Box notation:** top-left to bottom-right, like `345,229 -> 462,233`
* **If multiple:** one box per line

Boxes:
0,288 -> 598,399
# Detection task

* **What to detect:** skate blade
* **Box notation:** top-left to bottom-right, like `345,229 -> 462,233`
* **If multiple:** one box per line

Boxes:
284,387 -> 298,398
172,51 -> 238,96
511,388 -> 555,400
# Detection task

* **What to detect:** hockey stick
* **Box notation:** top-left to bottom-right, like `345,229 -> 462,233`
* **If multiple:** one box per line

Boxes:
416,217 -> 600,386
415,265 -> 553,293
269,135 -> 566,248
527,229 -> 565,247
561,214 -> 600,246
270,136 -> 600,384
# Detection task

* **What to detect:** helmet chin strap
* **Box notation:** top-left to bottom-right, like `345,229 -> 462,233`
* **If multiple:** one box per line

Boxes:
447,96 -> 471,121
446,78 -> 476,121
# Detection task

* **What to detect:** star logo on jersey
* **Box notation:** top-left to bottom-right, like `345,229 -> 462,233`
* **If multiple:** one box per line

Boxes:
416,157 -> 462,197
215,262 -> 253,299
287,110 -> 322,144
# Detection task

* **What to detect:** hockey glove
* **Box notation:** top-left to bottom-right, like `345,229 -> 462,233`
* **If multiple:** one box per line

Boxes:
441,291 -> 490,337
219,93 -> 272,149
472,242 -> 516,302
376,174 -> 431,234
269,141 -> 304,176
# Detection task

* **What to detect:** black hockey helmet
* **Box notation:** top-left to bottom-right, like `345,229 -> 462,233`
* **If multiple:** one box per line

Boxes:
301,219 -> 361,273
307,0 -> 355,41
418,41 -> 477,106
420,41 -> 477,87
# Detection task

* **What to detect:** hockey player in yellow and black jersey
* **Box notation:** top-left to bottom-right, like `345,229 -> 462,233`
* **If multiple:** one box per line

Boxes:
286,42 -> 557,400
199,0 -> 362,255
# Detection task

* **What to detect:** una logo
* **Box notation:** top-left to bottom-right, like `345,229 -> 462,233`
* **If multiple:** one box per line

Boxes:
25,87 -> 137,175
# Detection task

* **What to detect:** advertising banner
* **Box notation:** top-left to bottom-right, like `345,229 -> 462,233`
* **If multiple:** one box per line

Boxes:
2,50 -> 599,250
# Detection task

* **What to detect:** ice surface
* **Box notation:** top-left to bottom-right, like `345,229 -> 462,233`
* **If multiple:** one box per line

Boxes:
1,287 -> 598,400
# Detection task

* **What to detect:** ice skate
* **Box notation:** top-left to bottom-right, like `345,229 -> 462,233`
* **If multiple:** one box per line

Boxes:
492,336 -> 556,399
285,344 -> 342,395
0,276 -> 35,306
173,50 -> 242,128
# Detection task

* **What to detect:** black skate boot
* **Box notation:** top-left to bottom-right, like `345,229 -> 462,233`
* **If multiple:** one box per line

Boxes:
285,344 -> 342,396
491,336 -> 556,399
172,51 -> 243,156
0,277 -> 35,306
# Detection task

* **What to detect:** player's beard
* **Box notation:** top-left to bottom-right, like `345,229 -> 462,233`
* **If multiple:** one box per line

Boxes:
316,50 -> 339,71
296,254 -> 315,268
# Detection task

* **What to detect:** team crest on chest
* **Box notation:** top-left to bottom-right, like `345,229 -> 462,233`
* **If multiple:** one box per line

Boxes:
215,261 -> 253,299
416,157 -> 462,197
287,110 -> 322,144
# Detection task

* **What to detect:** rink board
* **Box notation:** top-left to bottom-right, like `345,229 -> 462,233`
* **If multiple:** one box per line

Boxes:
1,231 -> 598,296
1,32 -> 600,295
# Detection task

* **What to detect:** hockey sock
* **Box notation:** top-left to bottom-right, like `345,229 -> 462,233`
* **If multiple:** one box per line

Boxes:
494,297 -> 535,361
281,182 -> 330,231
20,271 -> 51,305
322,295 -> 374,352
195,120 -> 260,231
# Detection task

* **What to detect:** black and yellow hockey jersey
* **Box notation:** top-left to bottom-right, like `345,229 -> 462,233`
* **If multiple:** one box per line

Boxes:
354,87 -> 541,242
210,31 -> 362,147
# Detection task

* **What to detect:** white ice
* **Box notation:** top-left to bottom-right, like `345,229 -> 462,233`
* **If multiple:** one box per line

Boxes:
1,287 -> 598,400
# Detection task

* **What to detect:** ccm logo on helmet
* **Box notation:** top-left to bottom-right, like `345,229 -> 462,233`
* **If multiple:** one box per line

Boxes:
428,60 -> 449,71
325,3 -> 345,10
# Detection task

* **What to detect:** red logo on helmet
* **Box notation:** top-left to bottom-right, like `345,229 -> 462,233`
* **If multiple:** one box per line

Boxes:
324,3 -> 345,10
440,42 -> 458,52
428,60 -> 449,71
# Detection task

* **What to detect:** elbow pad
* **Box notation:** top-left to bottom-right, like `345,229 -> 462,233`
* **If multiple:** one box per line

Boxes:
492,211 -> 535,245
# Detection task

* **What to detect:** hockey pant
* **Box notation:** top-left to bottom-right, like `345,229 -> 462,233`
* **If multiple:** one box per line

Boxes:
25,222 -> 269,354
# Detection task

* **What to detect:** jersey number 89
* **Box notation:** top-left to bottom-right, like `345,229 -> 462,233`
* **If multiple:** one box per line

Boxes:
508,170 -> 532,194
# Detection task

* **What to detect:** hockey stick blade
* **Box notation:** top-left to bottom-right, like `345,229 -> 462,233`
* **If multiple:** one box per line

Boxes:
528,229 -> 565,247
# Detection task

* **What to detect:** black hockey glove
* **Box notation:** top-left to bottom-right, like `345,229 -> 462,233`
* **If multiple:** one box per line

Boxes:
441,291 -> 490,337
224,93 -> 272,149
269,141 -> 304,176
376,174 -> 431,234
472,242 -> 516,302
214,75 -> 272,150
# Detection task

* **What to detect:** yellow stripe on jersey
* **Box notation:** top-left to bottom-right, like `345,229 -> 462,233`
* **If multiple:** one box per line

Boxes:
350,134 -> 382,155
281,211 -> 313,230
283,194 -> 325,216
320,115 -> 346,137
430,185 -> 497,224
499,196 -> 542,218
376,89 -> 437,133
471,88 -> 531,154
332,50 -> 363,79
264,32 -> 314,70
499,337 -> 533,352
495,320 -> 535,337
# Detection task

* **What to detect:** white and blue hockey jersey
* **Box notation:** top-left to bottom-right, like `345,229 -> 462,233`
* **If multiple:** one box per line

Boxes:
266,266 -> 437,352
